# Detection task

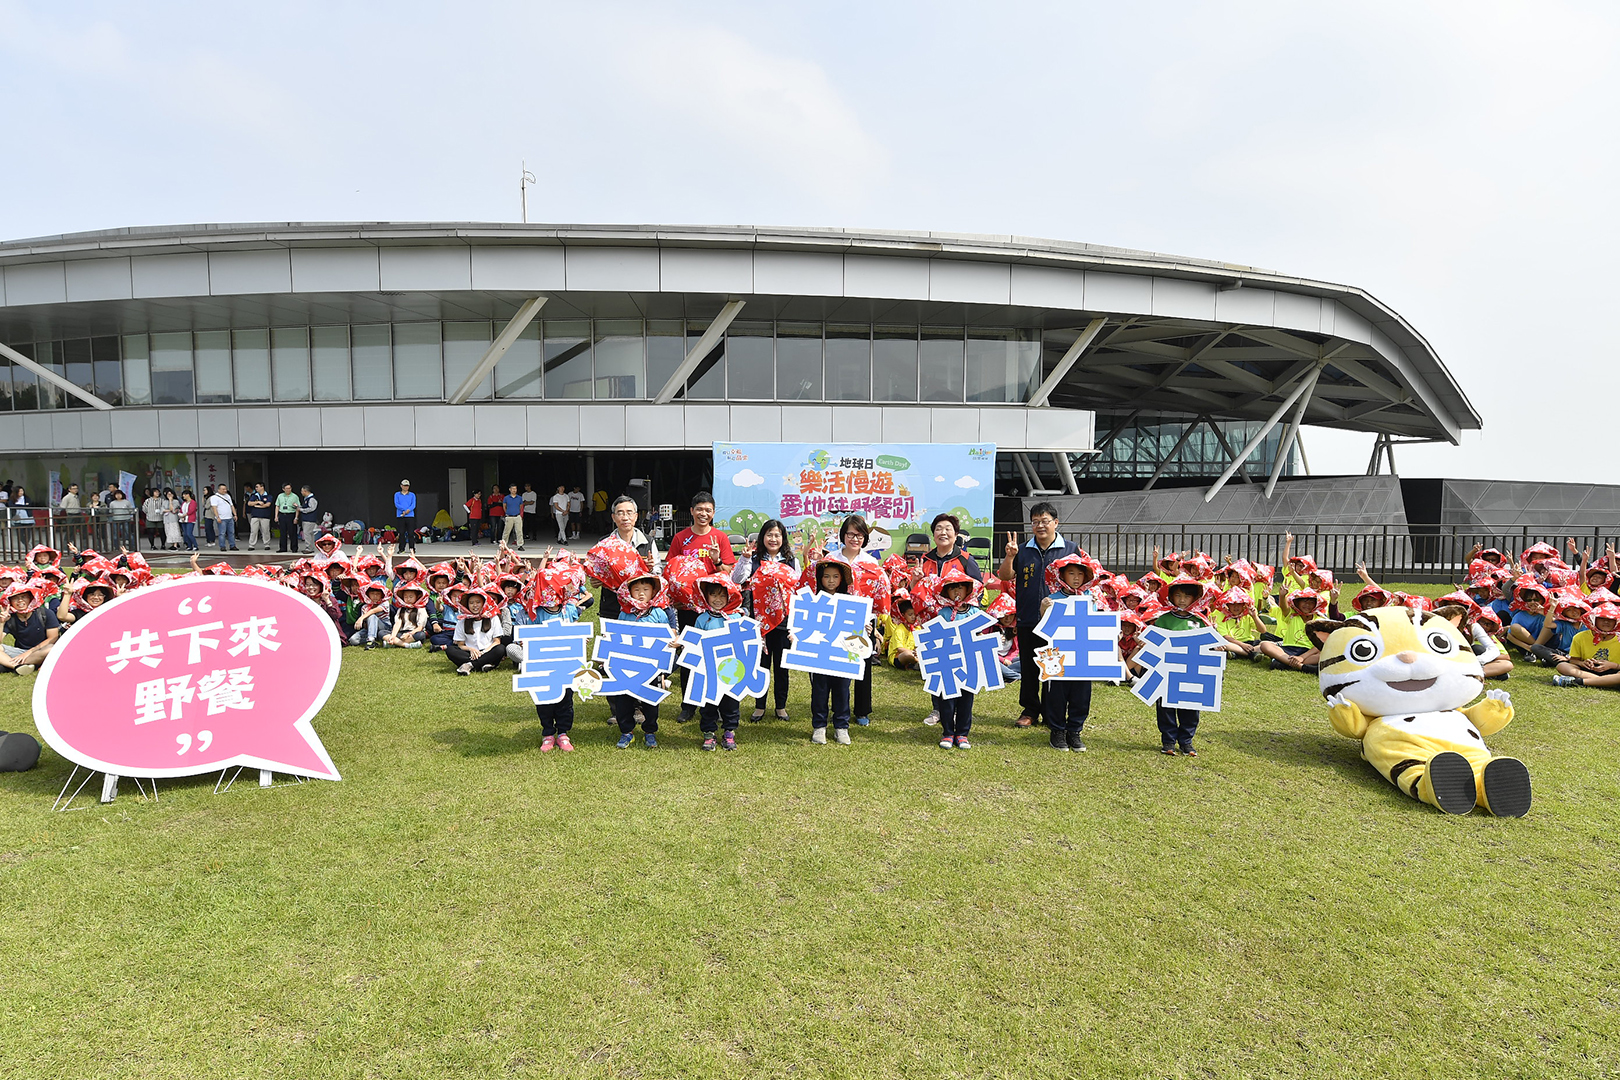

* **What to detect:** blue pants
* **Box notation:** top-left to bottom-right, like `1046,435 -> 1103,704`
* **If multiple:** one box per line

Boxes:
810,673 -> 850,730
349,614 -> 391,645
934,692 -> 974,738
700,696 -> 741,733
181,522 -> 197,550
1156,705 -> 1200,750
536,689 -> 574,736
216,518 -> 237,550
611,694 -> 658,734
1044,680 -> 1093,736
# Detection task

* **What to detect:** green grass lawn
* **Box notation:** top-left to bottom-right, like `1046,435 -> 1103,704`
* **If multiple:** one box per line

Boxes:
1,585 -> 1618,1078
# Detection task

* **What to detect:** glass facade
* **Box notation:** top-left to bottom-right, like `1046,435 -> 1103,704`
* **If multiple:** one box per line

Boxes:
1084,415 -> 1296,481
0,321 -> 1051,411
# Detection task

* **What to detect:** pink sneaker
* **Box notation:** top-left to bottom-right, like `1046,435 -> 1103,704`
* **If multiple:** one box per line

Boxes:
540,735 -> 557,753
556,734 -> 574,752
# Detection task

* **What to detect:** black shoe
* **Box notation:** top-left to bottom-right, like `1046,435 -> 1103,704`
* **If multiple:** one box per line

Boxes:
679,705 -> 696,724
1426,751 -> 1477,814
1482,757 -> 1532,817
1049,729 -> 1069,751
1067,732 -> 1087,752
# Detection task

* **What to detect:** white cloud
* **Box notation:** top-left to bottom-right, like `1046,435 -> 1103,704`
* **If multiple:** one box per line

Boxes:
934,475 -> 945,482
731,468 -> 765,488
953,475 -> 980,489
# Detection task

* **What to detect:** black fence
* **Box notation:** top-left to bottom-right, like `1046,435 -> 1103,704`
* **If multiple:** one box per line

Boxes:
0,510 -> 140,563
991,523 -> 1620,585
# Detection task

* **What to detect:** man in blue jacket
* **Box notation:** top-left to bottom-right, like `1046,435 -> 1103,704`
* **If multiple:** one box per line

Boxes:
394,479 -> 417,551
996,501 -> 1079,729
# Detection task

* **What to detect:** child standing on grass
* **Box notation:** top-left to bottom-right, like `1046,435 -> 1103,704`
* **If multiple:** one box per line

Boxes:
1153,577 -> 1210,757
694,575 -> 745,751
922,567 -> 984,750
526,566 -> 582,753
808,559 -> 855,746
1039,552 -> 1100,752
612,572 -> 670,750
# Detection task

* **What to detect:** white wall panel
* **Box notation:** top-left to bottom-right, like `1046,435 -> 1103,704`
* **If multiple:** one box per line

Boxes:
660,249 -> 751,294
1011,264 -> 1086,309
291,248 -> 381,292
780,405 -> 832,442
564,247 -> 659,292
1025,407 -> 1094,451
49,413 -> 82,451
929,259 -> 1011,305
415,405 -> 474,441
932,408 -> 980,443
65,258 -> 133,302
209,249 -> 292,295
0,418 -> 21,451
21,413 -> 52,450
320,407 -> 365,446
197,409 -> 239,449
3,262 -> 66,305
752,251 -> 842,296
830,405 -> 882,442
1083,271 -> 1153,315
363,405 -> 415,446
278,407 -> 322,447
681,405 -> 730,446
1273,291 -> 1324,334
623,405 -> 683,447
110,409 -> 160,448
236,409 -> 281,448
844,254 -> 927,300
131,253 -> 210,298
1214,285 -> 1276,325
1330,301 -> 1372,344
879,406 -> 931,442
977,408 -> 1028,450
527,405 -> 579,447
378,247 -> 472,292
577,405 -> 625,447
729,405 -> 782,441
79,410 -> 112,449
1151,277 -> 1217,321
472,404 -> 527,445
158,409 -> 200,448
470,247 -> 566,292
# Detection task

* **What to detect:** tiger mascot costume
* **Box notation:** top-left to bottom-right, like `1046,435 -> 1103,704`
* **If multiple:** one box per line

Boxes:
1312,604 -> 1532,817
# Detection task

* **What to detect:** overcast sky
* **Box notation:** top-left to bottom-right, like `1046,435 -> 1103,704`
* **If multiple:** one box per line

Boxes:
1,1 -> 1613,482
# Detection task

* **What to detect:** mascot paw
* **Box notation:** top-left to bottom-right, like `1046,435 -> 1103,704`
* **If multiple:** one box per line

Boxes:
1486,688 -> 1512,705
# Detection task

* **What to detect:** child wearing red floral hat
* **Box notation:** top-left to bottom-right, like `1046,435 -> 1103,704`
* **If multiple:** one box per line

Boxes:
1554,602 -> 1620,688
693,575 -> 746,751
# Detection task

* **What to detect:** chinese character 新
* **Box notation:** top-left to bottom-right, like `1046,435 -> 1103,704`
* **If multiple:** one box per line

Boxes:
1130,626 -> 1227,711
782,589 -> 873,679
676,616 -> 770,706
1033,597 -> 1125,681
513,622 -> 593,705
593,618 -> 678,705
916,608 -> 1005,699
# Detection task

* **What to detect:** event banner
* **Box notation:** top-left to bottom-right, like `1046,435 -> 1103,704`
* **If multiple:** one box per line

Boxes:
33,577 -> 343,780
712,442 -> 996,556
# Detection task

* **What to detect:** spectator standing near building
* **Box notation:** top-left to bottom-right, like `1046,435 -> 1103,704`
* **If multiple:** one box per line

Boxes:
394,480 -> 417,552
275,483 -> 301,553
502,484 -> 525,549
522,483 -> 539,524
996,502 -> 1080,729
246,483 -> 274,550
57,483 -> 81,518
464,489 -> 484,543
299,485 -> 320,552
485,485 -> 505,544
568,485 -> 584,540
549,485 -> 570,544
179,488 -> 198,550
210,484 -> 238,551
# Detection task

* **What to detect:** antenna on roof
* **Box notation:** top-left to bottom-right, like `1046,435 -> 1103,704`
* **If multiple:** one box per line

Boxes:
520,161 -> 537,223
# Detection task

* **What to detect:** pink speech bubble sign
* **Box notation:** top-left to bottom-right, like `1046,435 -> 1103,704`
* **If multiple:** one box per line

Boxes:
32,576 -> 342,780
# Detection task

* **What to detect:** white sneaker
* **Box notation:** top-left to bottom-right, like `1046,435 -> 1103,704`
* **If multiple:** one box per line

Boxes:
456,663 -> 472,675
834,728 -> 851,745
15,664 -> 35,675
939,737 -> 954,749
923,711 -> 939,726
811,728 -> 827,744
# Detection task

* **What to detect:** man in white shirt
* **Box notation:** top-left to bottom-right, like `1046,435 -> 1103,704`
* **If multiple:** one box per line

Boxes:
209,484 -> 238,551
548,485 -> 570,544
522,483 -> 538,519
567,486 -> 584,539
57,484 -> 82,515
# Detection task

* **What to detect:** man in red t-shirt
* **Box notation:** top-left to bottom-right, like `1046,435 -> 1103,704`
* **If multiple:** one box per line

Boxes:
464,491 -> 485,543
667,491 -> 735,721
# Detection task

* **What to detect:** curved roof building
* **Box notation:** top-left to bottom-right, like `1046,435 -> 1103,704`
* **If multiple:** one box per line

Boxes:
0,222 -> 1479,524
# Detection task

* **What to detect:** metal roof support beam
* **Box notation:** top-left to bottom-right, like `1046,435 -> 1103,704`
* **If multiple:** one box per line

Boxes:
0,340 -> 114,411
1264,376 -> 1317,497
1143,417 -> 1206,491
448,296 -> 547,405
1027,317 -> 1107,407
1076,408 -> 1139,476
1020,453 -> 1065,496
1204,414 -> 1252,484
652,300 -> 745,405
1052,452 -> 1079,495
1203,365 -> 1323,503
1012,451 -> 1040,494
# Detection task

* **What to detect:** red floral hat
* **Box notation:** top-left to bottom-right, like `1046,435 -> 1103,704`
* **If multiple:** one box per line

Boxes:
695,573 -> 744,614
1045,553 -> 1095,596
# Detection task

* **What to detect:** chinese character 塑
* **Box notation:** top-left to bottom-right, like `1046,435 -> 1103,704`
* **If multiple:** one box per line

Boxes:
782,589 -> 873,679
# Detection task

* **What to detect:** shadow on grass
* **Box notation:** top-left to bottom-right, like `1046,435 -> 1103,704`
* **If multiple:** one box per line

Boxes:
1215,726 -> 1387,794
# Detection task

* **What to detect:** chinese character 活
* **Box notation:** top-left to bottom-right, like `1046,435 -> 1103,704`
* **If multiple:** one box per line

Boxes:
1130,626 -> 1227,711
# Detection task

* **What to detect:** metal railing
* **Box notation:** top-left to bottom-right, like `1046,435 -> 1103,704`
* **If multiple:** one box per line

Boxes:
991,522 -> 1620,585
0,507 -> 140,563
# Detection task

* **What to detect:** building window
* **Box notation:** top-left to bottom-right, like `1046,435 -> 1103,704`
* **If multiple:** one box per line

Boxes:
725,321 -> 774,400
684,319 -> 725,400
149,332 -> 195,406
443,321 -> 493,401
543,320 -> 592,400
92,336 -> 122,405
825,324 -> 871,402
873,326 -> 918,402
62,338 -> 94,409
351,324 -> 392,400
776,322 -> 823,401
311,325 -> 351,401
232,329 -> 271,402
920,326 -> 965,402
593,320 -> 643,399
122,335 -> 151,406
393,322 -> 443,399
646,320 -> 685,398
494,322 -> 540,398
194,331 -> 233,404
